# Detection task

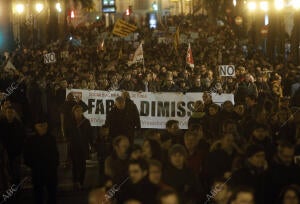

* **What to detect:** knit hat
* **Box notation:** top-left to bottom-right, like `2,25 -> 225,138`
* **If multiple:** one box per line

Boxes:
245,144 -> 265,158
168,144 -> 187,158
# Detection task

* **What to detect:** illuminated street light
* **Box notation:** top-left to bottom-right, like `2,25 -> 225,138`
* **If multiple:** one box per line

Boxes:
15,3 -> 25,14
35,3 -> 44,13
260,1 -> 269,12
274,0 -> 284,10
247,2 -> 257,12
56,3 -> 62,13
292,0 -> 300,9
264,14 -> 269,25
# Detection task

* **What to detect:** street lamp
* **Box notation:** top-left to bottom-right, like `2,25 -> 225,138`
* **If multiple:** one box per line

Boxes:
247,1 -> 256,12
260,1 -> 269,12
15,3 -> 25,14
233,0 -> 237,7
35,3 -> 44,13
56,3 -> 62,13
274,0 -> 284,10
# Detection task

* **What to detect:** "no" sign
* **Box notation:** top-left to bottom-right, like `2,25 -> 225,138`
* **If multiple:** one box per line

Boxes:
44,52 -> 56,64
219,65 -> 235,77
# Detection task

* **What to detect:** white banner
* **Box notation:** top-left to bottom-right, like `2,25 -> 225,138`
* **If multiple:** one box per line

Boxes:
66,89 -> 234,129
219,65 -> 235,77
44,52 -> 56,64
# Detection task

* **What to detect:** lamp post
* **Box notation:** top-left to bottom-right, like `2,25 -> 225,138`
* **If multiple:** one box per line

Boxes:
247,1 -> 257,47
291,0 -> 300,64
14,3 -> 25,46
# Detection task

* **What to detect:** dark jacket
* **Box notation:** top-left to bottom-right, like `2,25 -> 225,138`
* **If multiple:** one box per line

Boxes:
105,154 -> 129,184
160,84 -> 180,92
265,155 -> 300,203
203,144 -> 236,185
0,118 -> 25,159
67,118 -> 93,160
135,80 -> 159,92
23,132 -> 59,170
117,177 -> 159,204
188,112 -> 206,128
231,161 -> 266,204
187,86 -> 204,93
163,164 -> 198,203
125,98 -> 141,130
119,80 -> 135,91
106,100 -> 140,140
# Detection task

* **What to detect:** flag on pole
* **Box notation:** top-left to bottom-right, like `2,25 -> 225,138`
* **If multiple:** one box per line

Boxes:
128,41 -> 144,66
174,27 -> 180,53
4,60 -> 17,72
186,43 -> 194,68
113,19 -> 137,37
100,39 -> 105,51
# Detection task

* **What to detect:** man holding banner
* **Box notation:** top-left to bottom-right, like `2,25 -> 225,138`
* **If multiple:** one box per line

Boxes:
105,96 -> 140,144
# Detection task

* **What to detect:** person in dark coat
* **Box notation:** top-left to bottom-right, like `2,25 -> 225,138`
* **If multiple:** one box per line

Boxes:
202,133 -> 238,188
188,100 -> 206,129
117,159 -> 159,204
230,144 -> 267,204
67,104 -> 93,190
122,92 -> 141,144
187,76 -> 204,92
105,136 -> 130,184
0,142 -> 9,192
160,76 -> 180,92
0,106 -> 25,184
249,123 -> 276,162
265,141 -> 300,204
105,96 -> 139,143
278,184 -> 300,204
162,144 -> 198,203
23,116 -> 59,204
119,72 -> 136,91
135,72 -> 159,92
60,92 -> 88,140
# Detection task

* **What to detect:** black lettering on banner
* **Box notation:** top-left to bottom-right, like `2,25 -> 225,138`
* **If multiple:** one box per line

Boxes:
106,100 -> 114,113
88,99 -> 95,114
219,66 -> 226,76
95,100 -> 104,114
140,101 -> 150,116
187,102 -> 194,116
151,101 -> 156,116
171,102 -> 176,117
227,66 -> 234,75
177,101 -> 186,117
157,102 -> 170,117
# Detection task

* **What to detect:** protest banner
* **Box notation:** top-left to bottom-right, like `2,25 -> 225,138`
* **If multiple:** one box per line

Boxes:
219,65 -> 235,77
66,89 -> 234,129
44,52 -> 56,64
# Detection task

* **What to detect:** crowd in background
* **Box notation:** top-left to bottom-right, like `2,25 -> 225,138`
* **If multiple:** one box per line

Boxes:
0,14 -> 300,204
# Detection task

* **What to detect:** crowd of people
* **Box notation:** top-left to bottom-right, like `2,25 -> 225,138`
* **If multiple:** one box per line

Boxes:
1,13 -> 300,204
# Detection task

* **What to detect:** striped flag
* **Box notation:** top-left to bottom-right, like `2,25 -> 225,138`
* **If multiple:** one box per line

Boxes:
186,43 -> 194,68
113,19 -> 137,37
174,27 -> 180,53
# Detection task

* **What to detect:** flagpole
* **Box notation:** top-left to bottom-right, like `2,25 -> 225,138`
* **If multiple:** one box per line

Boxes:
141,41 -> 145,68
